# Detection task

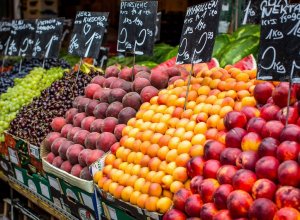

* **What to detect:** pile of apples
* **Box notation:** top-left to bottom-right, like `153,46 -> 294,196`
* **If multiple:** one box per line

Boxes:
43,64 -> 185,180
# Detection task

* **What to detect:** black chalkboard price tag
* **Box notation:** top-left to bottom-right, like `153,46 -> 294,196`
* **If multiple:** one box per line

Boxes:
176,0 -> 222,64
242,0 -> 261,25
33,18 -> 64,59
154,11 -> 161,42
68,11 -> 109,58
8,20 -> 36,57
0,21 -> 12,56
257,1 -> 290,81
117,0 -> 158,55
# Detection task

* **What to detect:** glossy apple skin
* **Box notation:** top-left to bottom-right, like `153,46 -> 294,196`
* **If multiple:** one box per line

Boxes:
213,184 -> 233,210
254,82 -> 274,105
186,156 -> 205,178
248,198 -> 277,220
275,186 -> 300,210
278,160 -> 300,187
258,137 -> 279,157
227,190 -> 253,218
216,165 -> 237,185
236,150 -> 259,171
204,140 -> 226,160
232,169 -> 257,193
276,140 -> 300,162
252,178 -> 277,200
224,111 -> 247,130
220,148 -> 242,165
260,104 -> 280,121
225,128 -> 247,148
255,156 -> 279,181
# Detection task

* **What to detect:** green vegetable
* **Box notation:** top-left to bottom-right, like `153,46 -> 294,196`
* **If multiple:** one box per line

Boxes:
232,24 -> 260,40
136,61 -> 158,69
164,45 -> 179,61
212,34 -> 231,59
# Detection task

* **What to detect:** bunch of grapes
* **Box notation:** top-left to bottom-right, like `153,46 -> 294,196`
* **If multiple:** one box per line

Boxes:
9,70 -> 99,145
0,67 -> 65,142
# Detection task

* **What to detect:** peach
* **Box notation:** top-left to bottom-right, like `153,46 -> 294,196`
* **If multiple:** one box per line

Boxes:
280,124 -> 300,142
90,119 -> 103,133
148,182 -> 162,197
186,156 -> 205,178
46,152 -> 55,164
101,117 -> 118,133
255,156 -> 279,181
248,198 -> 277,220
272,82 -> 296,108
85,83 -> 101,98
203,140 -> 226,160
258,137 -> 279,157
105,65 -> 120,78
169,76 -> 183,85
232,169 -> 257,193
61,124 -> 73,138
119,67 -> 133,81
78,149 -> 91,167
198,178 -> 220,203
213,184 -> 233,210
73,130 -> 89,145
277,141 -> 300,162
227,190 -> 253,218
190,176 -> 203,194
277,106 -> 299,124
91,75 -> 105,86
96,132 -> 117,152
275,186 -> 300,209
260,104 -> 280,121
220,148 -> 242,165
261,120 -> 284,139
216,165 -> 237,185
254,82 -> 274,104
106,102 -> 123,118
213,210 -> 232,220
145,196 -> 159,212
76,97 -> 90,112
44,132 -> 61,151
58,140 -> 73,160
60,160 -> 72,173
51,117 -> 66,132
170,181 -> 184,194
52,156 -> 63,167
86,149 -> 104,166
66,144 -> 84,165
135,71 -> 150,80
80,116 -> 95,131
241,106 -> 260,120
252,178 -> 277,200
162,209 -> 186,220
203,160 -> 221,179
99,88 -> 111,103
246,117 -> 266,133
133,78 -> 151,93
241,132 -> 261,152
236,150 -> 259,170
273,207 -> 300,220
130,191 -> 141,205
108,88 -> 126,103
200,203 -> 218,220
185,194 -> 203,217
93,103 -> 109,119
103,77 -> 117,88
172,167 -> 188,182
93,88 -> 104,100
84,132 -> 100,149
122,92 -> 141,111
70,164 -> 83,177
73,112 -> 87,127
140,86 -> 159,103
150,70 -> 169,89
225,127 -> 247,149
72,96 -> 83,108
51,137 -> 66,155
278,160 -> 300,187
136,193 -> 149,209
173,188 -> 192,211
118,107 -> 137,124
224,111 -> 247,130
114,124 -> 126,141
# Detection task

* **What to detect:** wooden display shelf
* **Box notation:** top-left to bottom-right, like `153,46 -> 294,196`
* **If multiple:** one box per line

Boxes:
0,171 -> 8,182
5,175 -> 77,220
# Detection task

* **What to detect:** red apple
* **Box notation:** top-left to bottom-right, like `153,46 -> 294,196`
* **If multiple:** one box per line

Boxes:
261,120 -> 284,139
252,178 -> 277,200
185,194 -> 203,217
227,190 -> 253,218
220,148 -> 242,165
280,124 -> 300,142
173,189 -> 192,212
213,184 -> 233,210
275,186 -> 300,210
248,198 -> 277,220
204,140 -> 226,160
200,203 -> 218,220
224,111 -> 247,130
225,128 -> 247,149
216,165 -> 237,185
163,209 -> 187,220
203,160 -> 221,179
198,178 -> 220,203
186,156 -> 205,178
236,150 -> 259,170
260,104 -> 280,121
190,176 -> 204,194
258,137 -> 279,157
255,156 -> 279,181
254,82 -> 274,105
278,160 -> 300,187
232,169 -> 257,193
246,117 -> 266,133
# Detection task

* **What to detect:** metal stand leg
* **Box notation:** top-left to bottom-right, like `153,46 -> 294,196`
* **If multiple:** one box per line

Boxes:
10,187 -> 14,220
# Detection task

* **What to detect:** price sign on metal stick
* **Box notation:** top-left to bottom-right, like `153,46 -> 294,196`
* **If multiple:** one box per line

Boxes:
33,18 -> 64,59
176,0 -> 222,64
68,11 -> 109,59
0,21 -> 12,56
242,0 -> 261,25
117,0 -> 158,55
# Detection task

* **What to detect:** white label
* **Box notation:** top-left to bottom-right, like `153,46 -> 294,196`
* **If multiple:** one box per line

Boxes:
107,206 -> 118,220
40,182 -> 50,199
53,197 -> 62,209
29,145 -> 40,159
48,176 -> 60,191
137,207 -> 143,215
8,148 -> 19,165
81,192 -> 94,210
28,179 -> 38,193
15,168 -> 24,183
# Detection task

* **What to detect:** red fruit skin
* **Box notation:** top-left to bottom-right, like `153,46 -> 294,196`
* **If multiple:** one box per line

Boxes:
103,77 -> 117,88
51,117 -> 66,132
254,82 -> 274,105
213,210 -> 232,220
203,160 -> 221,179
190,176 -> 204,194
273,207 -> 300,220
260,104 -> 280,121
163,209 -> 187,220
85,83 -> 101,99
280,124 -> 300,142
272,82 -> 296,108
213,184 -> 233,210
198,178 -> 220,203
232,169 -> 257,193
110,142 -> 120,155
204,140 -> 226,160
73,113 -> 87,127
246,117 -> 266,133
66,144 -> 84,165
235,150 -> 259,170
278,160 -> 300,187
225,128 -> 247,148
93,103 -> 109,119
61,124 -> 73,138
60,160 -> 72,173
91,75 -> 105,86
140,86 -> 159,103
173,189 -> 192,211
275,186 -> 300,210
52,156 -> 63,168
277,106 -> 299,124
224,111 -> 247,130
186,156 -> 205,178
252,178 -> 277,200
96,132 -> 117,152
248,198 -> 277,220
105,65 -> 120,78
241,106 -> 260,120
84,132 -> 101,149
200,203 -> 218,220
220,148 -> 242,165
277,141 -> 300,162
184,194 -> 203,217
73,130 -> 90,146
150,71 -> 169,90
216,165 -> 237,185
261,120 -> 284,139
44,132 -> 61,151
46,152 -> 55,164
255,156 -> 279,181
227,190 -> 253,218
258,137 -> 279,157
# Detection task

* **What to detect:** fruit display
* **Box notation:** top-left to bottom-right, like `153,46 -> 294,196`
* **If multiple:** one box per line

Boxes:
0,67 -> 65,141
0,58 -> 70,94
95,54 -> 300,218
8,68 -> 99,146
